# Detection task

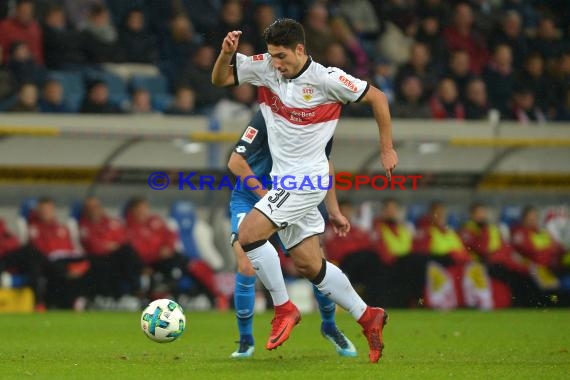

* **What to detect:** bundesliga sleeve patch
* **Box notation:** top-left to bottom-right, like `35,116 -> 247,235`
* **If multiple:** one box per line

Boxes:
241,126 -> 258,143
252,54 -> 264,61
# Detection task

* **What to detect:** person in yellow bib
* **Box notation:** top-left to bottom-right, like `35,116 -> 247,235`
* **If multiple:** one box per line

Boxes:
460,203 -> 541,307
372,199 -> 427,307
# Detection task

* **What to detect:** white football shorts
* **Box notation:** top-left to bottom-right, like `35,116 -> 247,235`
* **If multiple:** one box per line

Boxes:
254,187 -> 326,249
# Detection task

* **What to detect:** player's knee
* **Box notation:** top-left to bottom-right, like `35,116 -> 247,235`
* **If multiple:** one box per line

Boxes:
294,260 -> 319,279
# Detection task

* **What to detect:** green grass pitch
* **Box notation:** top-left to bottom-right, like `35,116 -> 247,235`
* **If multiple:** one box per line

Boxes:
1,310 -> 569,379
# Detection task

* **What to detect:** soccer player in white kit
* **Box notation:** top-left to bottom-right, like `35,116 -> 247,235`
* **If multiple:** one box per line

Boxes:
212,19 -> 398,363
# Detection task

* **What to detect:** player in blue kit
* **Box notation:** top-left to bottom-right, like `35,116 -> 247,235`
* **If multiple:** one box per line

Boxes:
227,110 -> 356,358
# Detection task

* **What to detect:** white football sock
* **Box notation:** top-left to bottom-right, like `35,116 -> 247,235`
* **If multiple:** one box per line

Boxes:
315,261 -> 367,320
244,241 -> 289,306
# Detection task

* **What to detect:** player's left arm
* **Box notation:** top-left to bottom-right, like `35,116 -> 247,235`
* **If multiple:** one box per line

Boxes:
360,85 -> 398,180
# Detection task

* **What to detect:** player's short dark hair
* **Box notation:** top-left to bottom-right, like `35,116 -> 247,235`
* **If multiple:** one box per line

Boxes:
37,196 -> 54,205
263,18 -> 305,50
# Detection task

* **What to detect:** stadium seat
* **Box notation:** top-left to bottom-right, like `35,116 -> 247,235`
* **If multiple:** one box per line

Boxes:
169,201 -> 224,271
83,69 -> 127,99
499,206 -> 523,241
130,74 -> 169,94
151,93 -> 174,112
447,210 -> 464,230
406,203 -> 427,227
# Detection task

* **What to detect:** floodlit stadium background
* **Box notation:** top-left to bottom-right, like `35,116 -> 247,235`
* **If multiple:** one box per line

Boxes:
0,0 -> 568,312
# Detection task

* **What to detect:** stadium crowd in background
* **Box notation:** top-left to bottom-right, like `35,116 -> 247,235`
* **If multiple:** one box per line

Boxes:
0,0 -> 568,121
1,196 -> 569,310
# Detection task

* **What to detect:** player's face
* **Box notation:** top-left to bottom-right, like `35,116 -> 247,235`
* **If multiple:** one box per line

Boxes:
268,44 -> 306,79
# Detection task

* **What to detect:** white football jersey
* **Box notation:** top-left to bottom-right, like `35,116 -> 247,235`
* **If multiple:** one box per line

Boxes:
234,53 -> 369,189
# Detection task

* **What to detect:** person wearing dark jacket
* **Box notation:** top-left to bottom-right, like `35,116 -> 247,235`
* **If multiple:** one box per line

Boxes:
118,8 -> 158,64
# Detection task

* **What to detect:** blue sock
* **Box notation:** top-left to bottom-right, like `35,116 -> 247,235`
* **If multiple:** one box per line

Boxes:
313,285 -> 336,333
234,273 -> 256,345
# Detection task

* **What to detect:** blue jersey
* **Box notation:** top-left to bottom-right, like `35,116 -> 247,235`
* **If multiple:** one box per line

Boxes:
229,110 -> 333,236
231,110 -> 272,206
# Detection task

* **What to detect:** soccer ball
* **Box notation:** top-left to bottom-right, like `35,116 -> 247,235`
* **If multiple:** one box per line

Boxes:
141,299 -> 186,343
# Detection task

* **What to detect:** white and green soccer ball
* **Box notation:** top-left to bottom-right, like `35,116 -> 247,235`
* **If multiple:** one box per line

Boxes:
141,299 -> 186,343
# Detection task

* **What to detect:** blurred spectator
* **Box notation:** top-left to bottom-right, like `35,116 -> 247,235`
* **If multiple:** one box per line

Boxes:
445,49 -> 474,102
64,0 -> 105,30
529,16 -> 565,64
554,51 -> 570,113
322,200 -> 382,305
417,0 -> 451,26
303,1 -> 335,64
516,53 -> 554,115
180,44 -> 228,112
336,0 -> 381,41
501,0 -> 539,31
337,0 -> 381,57
512,206 -> 564,274
161,13 -> 201,79
329,16 -> 370,79
483,44 -> 515,117
39,79 -> 69,113
0,217 -> 44,309
5,41 -> 45,85
510,87 -> 546,124
415,11 -> 448,69
180,0 -> 222,35
206,0 -> 253,47
0,68 -> 16,100
464,78 -> 489,120
413,201 -> 471,264
442,2 -> 489,74
392,76 -> 430,119
375,1 -> 416,66
395,42 -> 438,100
322,42 -> 352,73
429,78 -> 465,120
0,0 -> 43,65
489,11 -> 528,70
8,83 -> 39,112
372,58 -> 395,105
460,203 -> 540,307
555,88 -> 570,121
42,5 -> 86,69
119,8 -> 158,64
28,197 -> 90,309
0,218 -> 24,267
372,199 -> 427,307
165,86 -> 196,116
79,196 -> 142,302
125,198 -> 227,308
213,84 -> 256,121
79,80 -> 122,114
80,4 -> 123,63
248,3 -> 276,52
128,88 -> 154,114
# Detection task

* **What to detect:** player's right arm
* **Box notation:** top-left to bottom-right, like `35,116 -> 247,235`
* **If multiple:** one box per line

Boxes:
227,153 -> 267,198
212,31 -> 242,87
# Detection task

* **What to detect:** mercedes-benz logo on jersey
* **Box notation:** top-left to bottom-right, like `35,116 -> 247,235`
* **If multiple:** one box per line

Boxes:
236,145 -> 246,153
270,96 -> 280,113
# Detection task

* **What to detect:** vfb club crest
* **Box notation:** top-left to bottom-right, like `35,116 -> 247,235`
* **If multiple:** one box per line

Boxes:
302,86 -> 314,101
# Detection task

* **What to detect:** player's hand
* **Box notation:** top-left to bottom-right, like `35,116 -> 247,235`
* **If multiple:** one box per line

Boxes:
329,212 -> 351,237
221,30 -> 242,55
381,147 -> 398,180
